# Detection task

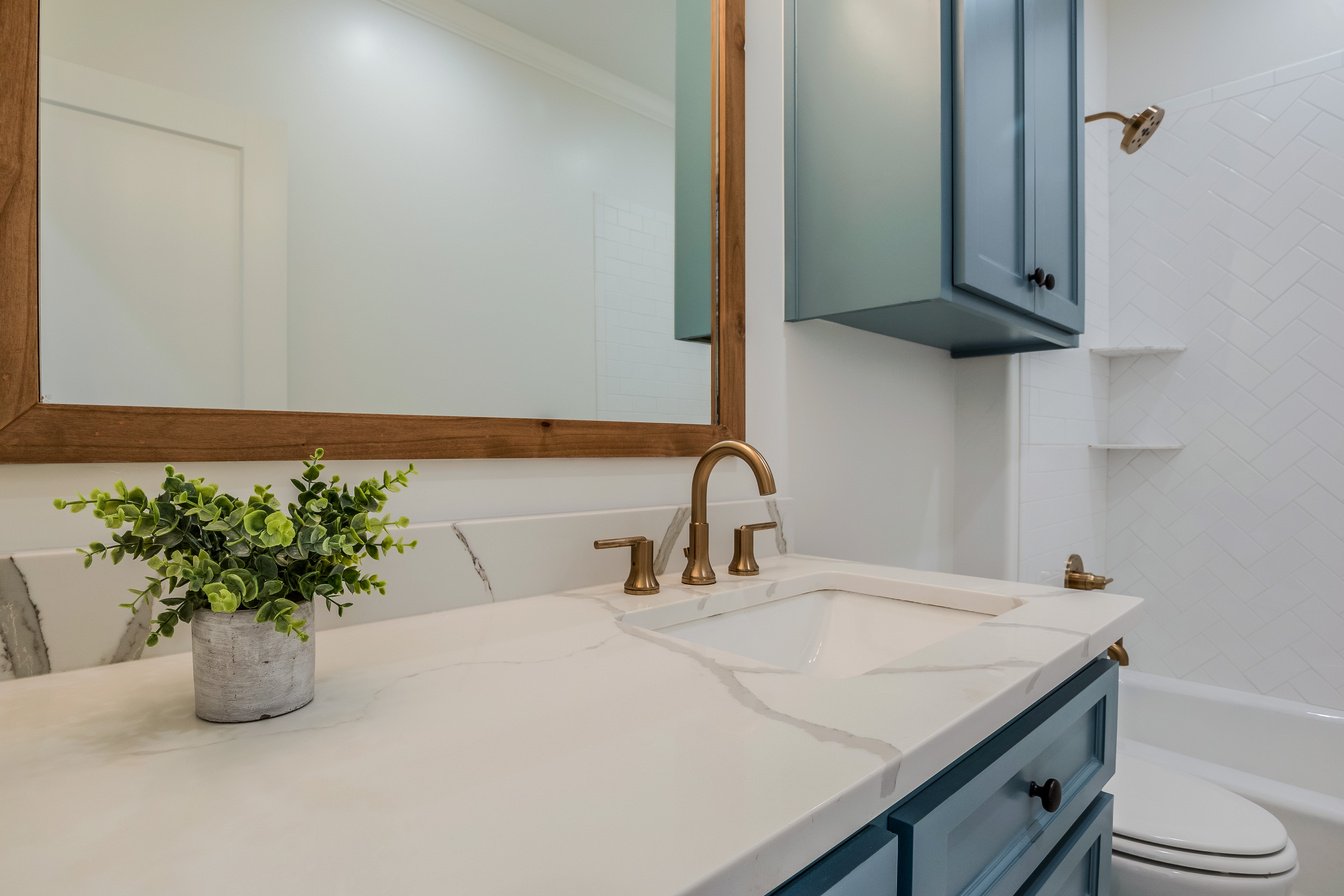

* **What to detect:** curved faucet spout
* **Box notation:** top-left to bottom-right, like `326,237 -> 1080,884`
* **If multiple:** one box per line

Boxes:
683,440 -> 777,585
689,440 -> 777,525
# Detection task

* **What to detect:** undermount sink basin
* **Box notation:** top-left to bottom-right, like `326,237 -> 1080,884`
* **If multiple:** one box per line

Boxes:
625,574 -> 1021,678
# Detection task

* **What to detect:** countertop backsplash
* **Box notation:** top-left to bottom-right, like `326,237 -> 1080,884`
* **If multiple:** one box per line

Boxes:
0,497 -> 791,680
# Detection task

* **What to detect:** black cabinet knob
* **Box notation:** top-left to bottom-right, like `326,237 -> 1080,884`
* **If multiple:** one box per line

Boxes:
1029,269 -> 1058,291
1029,778 -> 1063,812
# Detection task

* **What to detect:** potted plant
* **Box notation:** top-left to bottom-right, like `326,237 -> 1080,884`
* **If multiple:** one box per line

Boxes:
54,450 -> 417,723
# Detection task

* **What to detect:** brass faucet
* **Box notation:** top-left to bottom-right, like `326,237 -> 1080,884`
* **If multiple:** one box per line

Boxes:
683,440 -> 777,585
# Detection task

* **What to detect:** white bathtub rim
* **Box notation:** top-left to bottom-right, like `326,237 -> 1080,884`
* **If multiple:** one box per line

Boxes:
1121,668 -> 1344,727
1118,738 -> 1344,827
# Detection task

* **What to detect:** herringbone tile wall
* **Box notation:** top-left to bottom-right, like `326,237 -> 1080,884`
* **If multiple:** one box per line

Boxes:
1108,56 -> 1344,710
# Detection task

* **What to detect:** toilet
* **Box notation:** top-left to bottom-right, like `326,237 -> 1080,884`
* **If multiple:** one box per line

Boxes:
1108,755 -> 1300,895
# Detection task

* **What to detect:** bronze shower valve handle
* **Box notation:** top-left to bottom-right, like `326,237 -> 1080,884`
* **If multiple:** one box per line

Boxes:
1064,553 -> 1114,591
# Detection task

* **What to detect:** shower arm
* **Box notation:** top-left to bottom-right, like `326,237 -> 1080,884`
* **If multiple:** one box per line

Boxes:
1084,111 -> 1131,125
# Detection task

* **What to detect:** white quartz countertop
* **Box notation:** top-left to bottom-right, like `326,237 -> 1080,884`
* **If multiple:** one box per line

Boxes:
0,555 -> 1140,896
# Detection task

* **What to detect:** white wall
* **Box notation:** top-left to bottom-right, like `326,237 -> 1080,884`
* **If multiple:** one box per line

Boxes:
40,0 -> 675,421
954,357 -> 1020,580
1109,0 -> 1344,111
786,322 -> 957,570
5,0 -> 964,576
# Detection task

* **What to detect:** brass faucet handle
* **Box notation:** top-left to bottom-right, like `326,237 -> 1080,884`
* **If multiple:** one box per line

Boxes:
728,521 -> 777,577
594,536 -> 660,595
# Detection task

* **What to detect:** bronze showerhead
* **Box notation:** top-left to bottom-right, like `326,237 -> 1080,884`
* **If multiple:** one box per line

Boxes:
1085,105 -> 1165,154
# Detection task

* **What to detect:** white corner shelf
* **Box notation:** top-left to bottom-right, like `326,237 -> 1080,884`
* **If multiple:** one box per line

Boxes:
1088,443 -> 1184,451
1089,345 -> 1186,358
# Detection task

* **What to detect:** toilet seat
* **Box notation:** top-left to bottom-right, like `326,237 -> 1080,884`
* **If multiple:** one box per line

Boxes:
1108,755 -> 1298,877
1113,834 -> 1298,876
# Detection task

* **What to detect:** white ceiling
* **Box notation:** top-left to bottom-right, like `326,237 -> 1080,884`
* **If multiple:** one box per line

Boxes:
457,0 -> 677,99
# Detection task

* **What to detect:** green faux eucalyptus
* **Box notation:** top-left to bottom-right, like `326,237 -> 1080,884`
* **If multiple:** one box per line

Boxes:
54,450 -> 417,646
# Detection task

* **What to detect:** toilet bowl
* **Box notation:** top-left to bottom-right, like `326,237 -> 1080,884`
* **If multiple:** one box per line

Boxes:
1108,755 -> 1299,896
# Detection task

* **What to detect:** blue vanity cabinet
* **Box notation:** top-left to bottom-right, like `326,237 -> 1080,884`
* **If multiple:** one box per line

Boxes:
786,0 -> 1085,357
769,660 -> 1117,896
770,826 -> 901,896
1018,795 -> 1114,896
885,659 -> 1116,895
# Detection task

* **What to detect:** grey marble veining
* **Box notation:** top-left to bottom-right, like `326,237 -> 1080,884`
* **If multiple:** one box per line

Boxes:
765,498 -> 789,555
621,621 -> 906,796
110,600 -> 153,666
654,505 -> 691,575
451,523 -> 496,602
0,559 -> 50,679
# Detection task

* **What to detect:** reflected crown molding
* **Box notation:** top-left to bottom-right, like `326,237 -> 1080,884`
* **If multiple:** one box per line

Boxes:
377,0 -> 675,128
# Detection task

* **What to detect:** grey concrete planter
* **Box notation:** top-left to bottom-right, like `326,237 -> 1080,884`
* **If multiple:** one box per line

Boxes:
191,601 -> 315,723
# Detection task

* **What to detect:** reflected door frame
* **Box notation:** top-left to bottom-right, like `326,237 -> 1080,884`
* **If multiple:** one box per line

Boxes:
39,56 -> 288,410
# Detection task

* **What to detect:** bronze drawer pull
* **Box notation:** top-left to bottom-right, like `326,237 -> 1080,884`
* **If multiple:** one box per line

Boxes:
1029,778 -> 1063,813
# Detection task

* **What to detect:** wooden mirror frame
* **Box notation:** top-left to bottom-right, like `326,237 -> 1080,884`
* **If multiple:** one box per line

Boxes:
0,0 -> 744,462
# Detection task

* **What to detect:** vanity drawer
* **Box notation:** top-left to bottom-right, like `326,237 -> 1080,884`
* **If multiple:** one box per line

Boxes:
886,659 -> 1117,896
1018,794 -> 1113,896
770,825 -> 900,896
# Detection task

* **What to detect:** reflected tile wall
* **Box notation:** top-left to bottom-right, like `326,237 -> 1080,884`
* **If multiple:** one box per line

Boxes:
593,194 -> 711,425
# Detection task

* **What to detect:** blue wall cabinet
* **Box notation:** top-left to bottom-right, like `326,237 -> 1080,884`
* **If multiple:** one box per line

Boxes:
770,661 -> 1117,896
786,0 -> 1085,356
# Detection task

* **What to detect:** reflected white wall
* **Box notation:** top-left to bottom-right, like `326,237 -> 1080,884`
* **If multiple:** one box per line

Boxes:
40,0 -> 675,420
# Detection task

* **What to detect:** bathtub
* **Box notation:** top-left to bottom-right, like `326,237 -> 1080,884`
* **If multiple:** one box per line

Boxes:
1118,669 -> 1344,896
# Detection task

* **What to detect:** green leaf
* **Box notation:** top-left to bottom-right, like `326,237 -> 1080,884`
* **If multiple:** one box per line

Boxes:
203,583 -> 242,614
242,509 -> 268,537
261,511 -> 296,548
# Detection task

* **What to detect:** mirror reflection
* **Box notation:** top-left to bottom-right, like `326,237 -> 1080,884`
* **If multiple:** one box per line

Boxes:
37,0 -> 713,425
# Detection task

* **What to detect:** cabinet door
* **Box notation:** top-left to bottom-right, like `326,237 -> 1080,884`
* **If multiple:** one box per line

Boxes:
1017,795 -> 1113,896
953,0 -> 1034,313
1025,0 -> 1084,333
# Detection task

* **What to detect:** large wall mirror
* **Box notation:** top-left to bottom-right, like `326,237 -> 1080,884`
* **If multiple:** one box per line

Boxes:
0,0 -> 744,461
